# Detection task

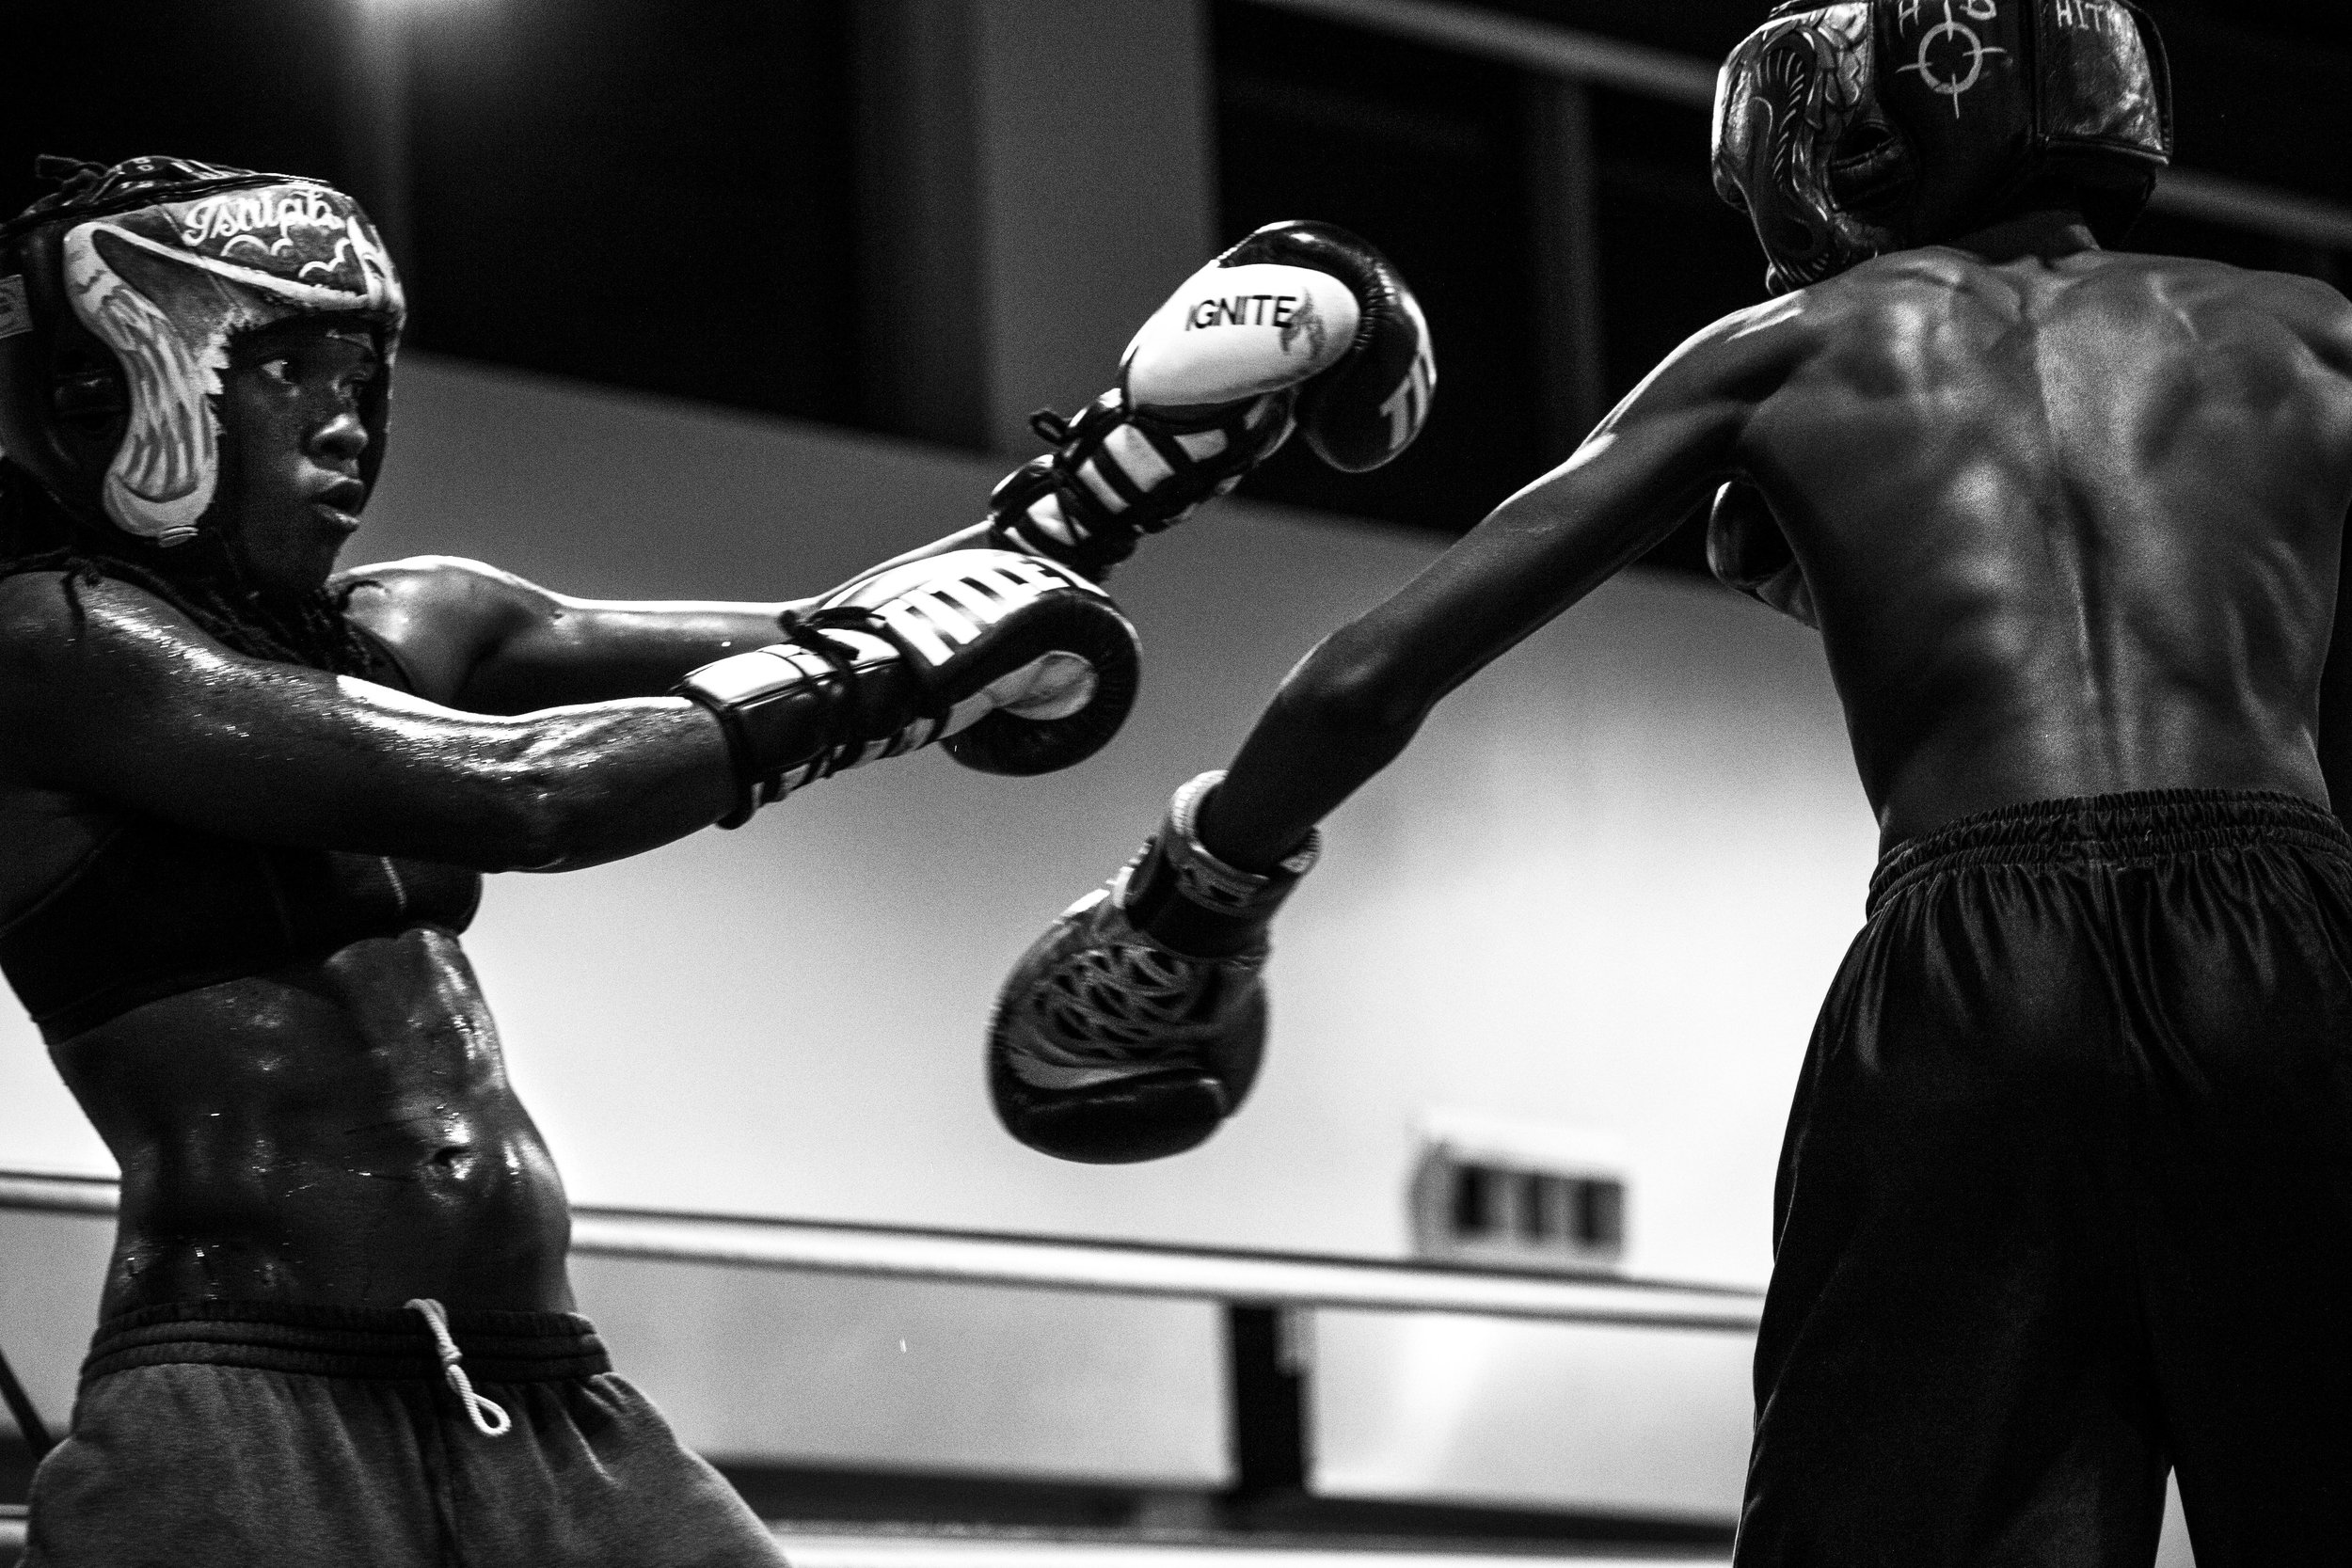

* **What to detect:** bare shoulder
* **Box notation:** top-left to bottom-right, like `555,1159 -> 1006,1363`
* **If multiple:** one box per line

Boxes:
1741,253 -> 1970,350
2100,254 -> 2352,382
0,568 -> 90,656
336,553 -> 550,625
336,554 -> 554,701
2232,267 -> 2352,372
2089,250 -> 2341,323
0,572 -> 246,762
0,569 -> 204,678
1604,292 -> 1825,421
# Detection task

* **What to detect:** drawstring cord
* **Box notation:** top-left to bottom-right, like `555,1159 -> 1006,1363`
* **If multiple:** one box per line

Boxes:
405,1298 -> 512,1438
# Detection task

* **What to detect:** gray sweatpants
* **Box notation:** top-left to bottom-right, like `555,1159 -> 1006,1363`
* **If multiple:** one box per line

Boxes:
24,1301 -> 787,1567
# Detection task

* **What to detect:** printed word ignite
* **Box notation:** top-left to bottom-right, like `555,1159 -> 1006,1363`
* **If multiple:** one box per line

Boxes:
1187,293 -> 1305,330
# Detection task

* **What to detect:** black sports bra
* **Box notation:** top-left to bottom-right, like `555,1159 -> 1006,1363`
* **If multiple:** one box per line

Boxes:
0,628 -> 484,1042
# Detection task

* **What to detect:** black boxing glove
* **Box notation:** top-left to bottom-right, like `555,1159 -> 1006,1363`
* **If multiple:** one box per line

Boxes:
676,549 -> 1142,824
988,221 -> 1437,578
1216,220 -> 1437,473
986,771 -> 1320,1163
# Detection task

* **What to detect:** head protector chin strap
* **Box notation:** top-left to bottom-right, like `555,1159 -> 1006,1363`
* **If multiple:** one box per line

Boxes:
1711,0 -> 2172,294
0,155 -> 405,546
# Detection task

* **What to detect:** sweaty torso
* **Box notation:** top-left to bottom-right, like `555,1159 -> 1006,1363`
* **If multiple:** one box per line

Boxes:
0,602 -> 573,1320
1741,247 -> 2352,844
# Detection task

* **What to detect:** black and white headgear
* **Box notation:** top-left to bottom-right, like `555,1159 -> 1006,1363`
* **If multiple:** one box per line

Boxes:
1712,0 -> 2172,293
0,155 -> 405,545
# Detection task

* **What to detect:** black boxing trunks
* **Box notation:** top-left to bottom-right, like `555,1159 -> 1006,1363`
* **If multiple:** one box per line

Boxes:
1735,789 -> 2352,1568
23,1302 -> 788,1567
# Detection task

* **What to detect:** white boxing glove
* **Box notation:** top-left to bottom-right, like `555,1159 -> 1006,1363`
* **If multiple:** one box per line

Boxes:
987,221 -> 1438,578
675,549 -> 1142,824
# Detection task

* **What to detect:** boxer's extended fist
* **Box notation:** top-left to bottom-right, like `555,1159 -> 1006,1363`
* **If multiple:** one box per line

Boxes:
988,772 -> 1320,1163
1707,481 -> 1818,629
678,549 -> 1140,824
989,221 -> 1438,578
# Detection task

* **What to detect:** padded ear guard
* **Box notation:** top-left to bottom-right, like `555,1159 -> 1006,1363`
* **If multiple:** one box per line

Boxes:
1713,0 -> 2173,293
0,159 -> 403,543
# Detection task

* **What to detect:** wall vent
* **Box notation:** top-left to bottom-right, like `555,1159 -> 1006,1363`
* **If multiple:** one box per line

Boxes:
1409,1111 -> 1628,1273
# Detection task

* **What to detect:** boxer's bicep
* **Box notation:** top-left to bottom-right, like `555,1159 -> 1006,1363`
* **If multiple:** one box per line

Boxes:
455,518 -> 1097,708
454,594 -> 812,713
347,556 -> 803,712
1361,404 -> 1742,705
1351,301 -> 1801,705
0,579 -> 733,870
1200,321 -> 1771,871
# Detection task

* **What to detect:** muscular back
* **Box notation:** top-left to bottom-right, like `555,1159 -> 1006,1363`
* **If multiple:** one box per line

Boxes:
1195,235 -> 2352,874
1743,248 -> 2352,841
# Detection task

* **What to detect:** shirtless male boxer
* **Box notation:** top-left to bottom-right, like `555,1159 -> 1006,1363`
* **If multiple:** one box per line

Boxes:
0,155 -> 1430,1564
990,3 -> 2352,1562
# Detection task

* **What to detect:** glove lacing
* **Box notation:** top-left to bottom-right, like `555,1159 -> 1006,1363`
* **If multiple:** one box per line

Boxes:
993,391 -> 1295,575
764,610 -> 938,800
771,610 -> 866,790
1024,936 -> 1248,1070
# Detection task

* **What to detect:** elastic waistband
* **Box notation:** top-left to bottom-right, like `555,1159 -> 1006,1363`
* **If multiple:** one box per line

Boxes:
1867,788 -> 2351,917
82,1299 -> 611,1386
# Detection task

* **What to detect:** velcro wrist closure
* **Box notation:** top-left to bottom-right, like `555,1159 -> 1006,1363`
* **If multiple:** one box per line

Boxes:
675,642 -> 850,828
1121,770 -> 1320,958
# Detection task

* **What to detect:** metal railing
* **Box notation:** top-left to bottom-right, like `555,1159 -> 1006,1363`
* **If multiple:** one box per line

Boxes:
0,1168 -> 1761,1332
0,1164 -> 1762,1528
1247,0 -> 2352,253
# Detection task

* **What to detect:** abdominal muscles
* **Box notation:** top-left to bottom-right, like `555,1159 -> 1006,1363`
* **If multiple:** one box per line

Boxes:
53,927 -> 578,1317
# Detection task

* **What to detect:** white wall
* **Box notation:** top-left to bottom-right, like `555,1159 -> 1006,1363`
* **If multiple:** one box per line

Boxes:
0,354 -> 1878,1291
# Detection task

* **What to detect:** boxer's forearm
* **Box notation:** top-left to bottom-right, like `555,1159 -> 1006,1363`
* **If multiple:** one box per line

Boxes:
477,700 -> 742,870
1198,633 -> 1429,873
453,601 -> 805,712
355,551 -> 1002,714
5,575 -> 746,867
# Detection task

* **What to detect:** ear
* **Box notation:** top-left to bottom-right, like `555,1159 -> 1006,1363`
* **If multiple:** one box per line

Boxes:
1827,113 -> 1913,210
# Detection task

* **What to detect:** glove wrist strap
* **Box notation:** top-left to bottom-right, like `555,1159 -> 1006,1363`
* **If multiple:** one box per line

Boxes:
1122,771 -> 1319,958
987,390 -> 1295,578
675,628 -> 913,828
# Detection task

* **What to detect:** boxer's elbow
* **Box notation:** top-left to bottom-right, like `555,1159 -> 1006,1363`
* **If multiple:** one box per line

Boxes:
1277,626 -> 1436,753
470,741 -> 637,871
469,766 -> 584,872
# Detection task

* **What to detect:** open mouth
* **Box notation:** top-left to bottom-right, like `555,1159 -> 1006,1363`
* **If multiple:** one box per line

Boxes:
311,479 -> 367,532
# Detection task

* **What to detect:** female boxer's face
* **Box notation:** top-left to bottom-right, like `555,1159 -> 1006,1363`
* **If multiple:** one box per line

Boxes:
212,319 -> 380,593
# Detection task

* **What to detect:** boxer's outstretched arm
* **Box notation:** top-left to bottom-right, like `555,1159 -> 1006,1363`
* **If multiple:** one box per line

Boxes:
0,575 -> 735,872
340,524 -> 1002,714
1198,303 -> 1804,871
340,557 -> 812,713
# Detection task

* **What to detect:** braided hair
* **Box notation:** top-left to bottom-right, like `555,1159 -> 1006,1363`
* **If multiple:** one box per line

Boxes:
0,461 -> 379,675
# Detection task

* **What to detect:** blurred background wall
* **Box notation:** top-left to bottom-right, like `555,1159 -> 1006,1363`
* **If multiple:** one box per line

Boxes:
1,1 -> 2341,1553
8,0 -> 2342,1277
